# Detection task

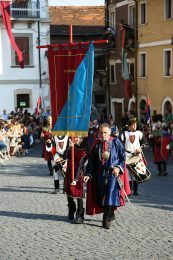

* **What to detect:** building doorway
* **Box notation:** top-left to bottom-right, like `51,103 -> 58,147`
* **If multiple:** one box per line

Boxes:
17,93 -> 30,109
114,102 -> 122,128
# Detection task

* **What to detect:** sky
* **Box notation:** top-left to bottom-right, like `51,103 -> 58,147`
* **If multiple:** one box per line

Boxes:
48,0 -> 104,6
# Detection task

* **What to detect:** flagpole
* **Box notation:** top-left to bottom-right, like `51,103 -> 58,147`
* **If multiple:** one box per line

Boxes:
69,24 -> 75,183
37,40 -> 108,49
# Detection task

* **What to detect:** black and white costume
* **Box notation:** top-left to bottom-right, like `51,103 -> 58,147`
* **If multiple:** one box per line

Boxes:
52,136 -> 69,193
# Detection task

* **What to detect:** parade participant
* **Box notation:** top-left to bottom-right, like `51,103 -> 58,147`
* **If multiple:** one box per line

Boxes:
152,122 -> 170,176
84,123 -> 129,229
65,136 -> 88,224
121,118 -> 144,196
41,116 -> 54,175
109,119 -> 119,138
51,135 -> 69,193
87,120 -> 99,152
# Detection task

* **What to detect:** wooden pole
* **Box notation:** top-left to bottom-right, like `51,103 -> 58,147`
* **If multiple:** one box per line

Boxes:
69,24 -> 73,44
37,40 -> 108,49
69,24 -> 75,183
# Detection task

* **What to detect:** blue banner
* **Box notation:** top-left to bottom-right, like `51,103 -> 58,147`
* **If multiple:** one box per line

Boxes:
52,43 -> 94,137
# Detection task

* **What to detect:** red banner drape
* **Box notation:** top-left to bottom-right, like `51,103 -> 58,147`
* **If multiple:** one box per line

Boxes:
0,1 -> 24,68
48,46 -> 88,127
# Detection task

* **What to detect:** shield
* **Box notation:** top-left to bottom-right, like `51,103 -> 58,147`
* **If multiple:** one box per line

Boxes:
129,135 -> 135,144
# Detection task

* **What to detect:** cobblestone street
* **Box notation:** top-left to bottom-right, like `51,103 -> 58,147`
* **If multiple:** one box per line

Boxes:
0,144 -> 173,260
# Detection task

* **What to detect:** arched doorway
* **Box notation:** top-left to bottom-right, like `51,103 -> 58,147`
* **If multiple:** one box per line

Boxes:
139,99 -> 146,125
129,101 -> 135,117
164,100 -> 173,122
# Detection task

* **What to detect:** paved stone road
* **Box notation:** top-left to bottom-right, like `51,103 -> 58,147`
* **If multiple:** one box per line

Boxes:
0,144 -> 173,260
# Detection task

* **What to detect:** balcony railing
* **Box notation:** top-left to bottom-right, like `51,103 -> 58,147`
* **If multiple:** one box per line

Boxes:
10,1 -> 40,19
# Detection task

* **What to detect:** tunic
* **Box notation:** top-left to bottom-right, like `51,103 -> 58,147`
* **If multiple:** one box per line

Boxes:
85,137 -> 130,215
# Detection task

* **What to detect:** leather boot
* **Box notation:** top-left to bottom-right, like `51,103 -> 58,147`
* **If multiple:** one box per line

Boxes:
55,180 -> 59,189
75,208 -> 84,224
133,181 -> 139,196
67,200 -> 76,220
110,208 -> 115,221
102,206 -> 112,229
51,180 -> 59,194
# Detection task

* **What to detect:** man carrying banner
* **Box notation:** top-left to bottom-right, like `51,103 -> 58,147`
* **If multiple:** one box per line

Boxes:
84,123 -> 130,229
152,121 -> 170,176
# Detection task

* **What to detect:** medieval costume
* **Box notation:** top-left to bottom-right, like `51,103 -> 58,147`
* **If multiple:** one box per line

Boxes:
152,122 -> 170,176
41,117 -> 53,175
85,124 -> 130,229
64,137 -> 88,224
51,136 -> 69,193
121,118 -> 144,196
87,121 -> 99,153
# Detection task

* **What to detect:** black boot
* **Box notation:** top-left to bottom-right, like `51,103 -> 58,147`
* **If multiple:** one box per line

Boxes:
75,208 -> 84,224
133,181 -> 139,196
52,180 -> 59,194
67,199 -> 76,220
102,206 -> 112,229
162,162 -> 168,176
157,163 -> 162,176
110,208 -> 115,221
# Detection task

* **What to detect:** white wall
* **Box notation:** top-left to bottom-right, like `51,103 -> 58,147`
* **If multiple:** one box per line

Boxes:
0,0 -> 50,115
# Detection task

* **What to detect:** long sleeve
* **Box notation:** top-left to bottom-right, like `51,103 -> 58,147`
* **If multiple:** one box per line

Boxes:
111,138 -> 125,174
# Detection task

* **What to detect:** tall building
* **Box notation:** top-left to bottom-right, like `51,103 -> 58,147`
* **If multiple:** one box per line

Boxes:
137,0 -> 173,119
105,0 -> 135,126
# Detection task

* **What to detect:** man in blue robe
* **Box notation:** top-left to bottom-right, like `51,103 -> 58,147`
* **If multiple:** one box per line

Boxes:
84,123 -> 127,229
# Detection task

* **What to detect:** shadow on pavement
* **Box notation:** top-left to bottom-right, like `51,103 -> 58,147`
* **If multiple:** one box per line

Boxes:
0,210 -> 70,222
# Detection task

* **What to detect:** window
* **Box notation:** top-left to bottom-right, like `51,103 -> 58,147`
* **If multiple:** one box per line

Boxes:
140,2 -> 146,24
17,94 -> 30,108
140,53 -> 146,77
129,62 -> 135,81
110,12 -> 116,29
164,0 -> 172,19
15,37 -> 29,65
11,34 -> 33,66
110,64 -> 116,83
129,5 -> 135,28
95,95 -> 105,104
164,49 -> 172,76
95,55 -> 106,71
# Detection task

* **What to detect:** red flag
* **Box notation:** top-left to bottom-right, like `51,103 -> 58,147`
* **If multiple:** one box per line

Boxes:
124,79 -> 132,99
120,25 -> 132,99
0,1 -> 24,68
145,96 -> 151,123
36,97 -> 42,116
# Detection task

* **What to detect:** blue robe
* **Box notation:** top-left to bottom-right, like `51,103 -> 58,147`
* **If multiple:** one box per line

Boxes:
86,137 -> 125,208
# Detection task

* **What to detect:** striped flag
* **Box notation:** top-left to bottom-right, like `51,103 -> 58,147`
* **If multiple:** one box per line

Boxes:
120,25 -> 132,98
48,43 -> 94,137
146,96 -> 151,123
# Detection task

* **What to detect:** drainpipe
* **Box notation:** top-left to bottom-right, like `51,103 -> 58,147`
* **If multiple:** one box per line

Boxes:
37,20 -> 42,89
134,0 -> 138,117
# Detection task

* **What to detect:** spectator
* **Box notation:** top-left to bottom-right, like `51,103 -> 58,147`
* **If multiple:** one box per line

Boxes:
1,109 -> 9,121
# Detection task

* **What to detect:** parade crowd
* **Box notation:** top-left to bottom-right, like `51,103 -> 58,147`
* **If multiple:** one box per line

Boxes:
1,107 -> 173,229
41,108 -> 173,229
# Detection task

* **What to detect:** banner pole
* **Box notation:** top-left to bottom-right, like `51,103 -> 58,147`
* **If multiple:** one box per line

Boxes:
69,24 -> 73,44
69,24 -> 75,182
